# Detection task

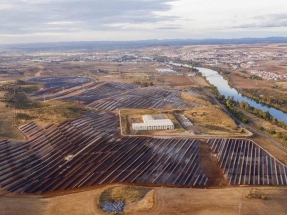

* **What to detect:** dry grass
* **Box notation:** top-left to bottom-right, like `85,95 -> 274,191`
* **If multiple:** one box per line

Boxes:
43,185 -> 287,215
0,101 -> 25,139
15,100 -> 88,125
276,81 -> 287,89
181,92 -> 212,105
184,106 -> 239,135
4,185 -> 287,215
124,190 -> 154,213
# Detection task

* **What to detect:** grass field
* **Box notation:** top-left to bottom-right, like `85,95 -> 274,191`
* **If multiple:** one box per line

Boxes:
0,100 -> 88,139
181,92 -> 212,105
0,101 -> 25,139
184,106 -> 240,135
276,81 -> 287,89
15,100 -> 89,125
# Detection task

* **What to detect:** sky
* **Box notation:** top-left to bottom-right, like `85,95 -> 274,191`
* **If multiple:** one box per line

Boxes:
1,0 -> 287,44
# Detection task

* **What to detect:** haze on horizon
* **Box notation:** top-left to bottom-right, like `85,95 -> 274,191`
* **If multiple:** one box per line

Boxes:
1,0 -> 287,44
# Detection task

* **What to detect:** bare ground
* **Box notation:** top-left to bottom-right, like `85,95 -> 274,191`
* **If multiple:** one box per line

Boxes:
3,186 -> 283,215
0,195 -> 45,215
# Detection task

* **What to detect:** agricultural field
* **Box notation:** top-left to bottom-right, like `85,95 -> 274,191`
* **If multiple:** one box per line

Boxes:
225,74 -> 274,89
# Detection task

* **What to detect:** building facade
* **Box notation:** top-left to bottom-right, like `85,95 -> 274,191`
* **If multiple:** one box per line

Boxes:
132,115 -> 174,131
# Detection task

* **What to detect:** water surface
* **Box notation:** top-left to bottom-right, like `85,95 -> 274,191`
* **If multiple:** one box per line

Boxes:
197,67 -> 287,124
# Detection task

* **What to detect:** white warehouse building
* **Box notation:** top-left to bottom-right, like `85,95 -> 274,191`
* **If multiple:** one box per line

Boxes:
132,115 -> 174,131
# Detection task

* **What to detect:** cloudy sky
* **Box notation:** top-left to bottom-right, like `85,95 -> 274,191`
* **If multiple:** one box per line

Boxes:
1,0 -> 287,44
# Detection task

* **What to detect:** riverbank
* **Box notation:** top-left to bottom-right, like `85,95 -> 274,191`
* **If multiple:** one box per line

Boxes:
197,67 -> 287,124
205,65 -> 287,114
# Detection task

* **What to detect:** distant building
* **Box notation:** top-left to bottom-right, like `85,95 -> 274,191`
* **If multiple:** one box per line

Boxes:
132,115 -> 174,131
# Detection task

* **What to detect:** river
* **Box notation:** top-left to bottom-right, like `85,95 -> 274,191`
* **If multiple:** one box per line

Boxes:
196,67 -> 287,124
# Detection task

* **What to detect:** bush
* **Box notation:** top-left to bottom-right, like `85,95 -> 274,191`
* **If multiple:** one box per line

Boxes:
16,113 -> 35,120
257,126 -> 264,131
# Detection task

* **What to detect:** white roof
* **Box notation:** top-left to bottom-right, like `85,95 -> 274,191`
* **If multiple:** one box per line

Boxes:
133,115 -> 174,127
143,115 -> 154,122
132,121 -> 174,127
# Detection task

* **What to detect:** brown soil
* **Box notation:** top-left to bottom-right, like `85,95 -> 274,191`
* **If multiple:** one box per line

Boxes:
200,142 -> 229,187
0,195 -> 45,215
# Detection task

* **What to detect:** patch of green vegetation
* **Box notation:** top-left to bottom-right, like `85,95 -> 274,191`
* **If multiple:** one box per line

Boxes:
243,188 -> 267,200
13,92 -> 42,109
1,80 -> 42,109
16,113 -> 36,121
61,106 -> 89,118
239,88 -> 287,113
225,97 -> 249,123
133,81 -> 154,87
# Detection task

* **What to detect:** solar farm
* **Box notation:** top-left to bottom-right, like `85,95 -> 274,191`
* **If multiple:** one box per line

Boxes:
0,110 -> 287,194
208,138 -> 287,185
0,76 -> 286,199
29,77 -> 204,110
